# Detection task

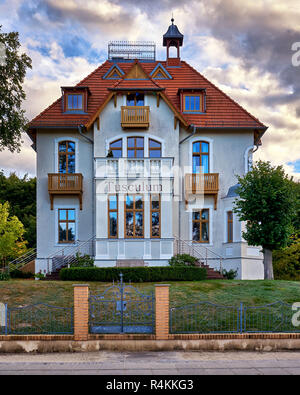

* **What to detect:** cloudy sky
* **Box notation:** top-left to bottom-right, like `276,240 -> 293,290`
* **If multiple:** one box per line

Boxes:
0,0 -> 300,180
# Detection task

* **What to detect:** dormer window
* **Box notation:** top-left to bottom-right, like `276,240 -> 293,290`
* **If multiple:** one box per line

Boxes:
184,95 -> 201,112
61,86 -> 90,113
178,89 -> 206,113
67,94 -> 83,111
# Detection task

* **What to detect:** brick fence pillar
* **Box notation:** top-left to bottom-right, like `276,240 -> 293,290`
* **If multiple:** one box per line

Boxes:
155,284 -> 170,340
73,284 -> 89,341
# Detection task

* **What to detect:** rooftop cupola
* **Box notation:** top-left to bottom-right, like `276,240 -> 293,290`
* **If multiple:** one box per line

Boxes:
163,18 -> 184,67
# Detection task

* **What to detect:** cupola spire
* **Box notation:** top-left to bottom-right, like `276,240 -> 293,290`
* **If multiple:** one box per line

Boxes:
163,17 -> 184,66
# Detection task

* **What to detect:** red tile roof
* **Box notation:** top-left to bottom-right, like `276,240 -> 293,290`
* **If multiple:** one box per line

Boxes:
28,59 -> 267,133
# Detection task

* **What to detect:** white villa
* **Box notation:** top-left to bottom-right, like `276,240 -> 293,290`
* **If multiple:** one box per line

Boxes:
27,19 -> 268,279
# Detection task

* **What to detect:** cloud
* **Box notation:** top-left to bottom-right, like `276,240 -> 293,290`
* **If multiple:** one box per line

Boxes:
0,0 -> 299,180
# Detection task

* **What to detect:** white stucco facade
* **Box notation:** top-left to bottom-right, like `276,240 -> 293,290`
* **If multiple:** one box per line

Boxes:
34,89 -> 264,279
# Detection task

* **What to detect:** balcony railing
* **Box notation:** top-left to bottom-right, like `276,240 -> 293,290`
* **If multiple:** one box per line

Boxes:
185,173 -> 219,209
121,106 -> 150,128
48,173 -> 83,210
95,158 -> 173,178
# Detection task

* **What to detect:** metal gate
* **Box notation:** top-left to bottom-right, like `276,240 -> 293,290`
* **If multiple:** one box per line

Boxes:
89,274 -> 154,334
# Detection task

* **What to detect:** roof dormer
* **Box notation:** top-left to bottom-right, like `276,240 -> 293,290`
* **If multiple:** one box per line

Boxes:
178,88 -> 206,114
61,86 -> 90,114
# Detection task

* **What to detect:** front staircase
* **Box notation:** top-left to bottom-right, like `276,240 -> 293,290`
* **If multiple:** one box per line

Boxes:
175,236 -> 224,280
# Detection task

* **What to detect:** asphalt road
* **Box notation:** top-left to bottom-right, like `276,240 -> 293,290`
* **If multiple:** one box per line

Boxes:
0,351 -> 300,375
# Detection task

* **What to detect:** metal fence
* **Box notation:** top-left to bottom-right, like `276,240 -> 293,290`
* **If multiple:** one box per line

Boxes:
2,303 -> 73,335
170,301 -> 300,334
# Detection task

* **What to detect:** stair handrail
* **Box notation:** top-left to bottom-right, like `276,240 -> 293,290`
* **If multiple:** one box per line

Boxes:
47,236 -> 95,273
174,235 -> 224,272
7,248 -> 37,272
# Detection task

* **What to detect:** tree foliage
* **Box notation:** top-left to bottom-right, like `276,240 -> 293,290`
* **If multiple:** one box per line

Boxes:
273,237 -> 300,281
0,202 -> 27,267
234,161 -> 296,251
0,25 -> 32,152
233,161 -> 297,279
0,171 -> 36,248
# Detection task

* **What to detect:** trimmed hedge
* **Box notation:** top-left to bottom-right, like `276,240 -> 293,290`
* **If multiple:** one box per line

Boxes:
59,266 -> 207,282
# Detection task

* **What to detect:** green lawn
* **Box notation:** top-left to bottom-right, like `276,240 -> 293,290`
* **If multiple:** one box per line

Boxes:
0,279 -> 299,308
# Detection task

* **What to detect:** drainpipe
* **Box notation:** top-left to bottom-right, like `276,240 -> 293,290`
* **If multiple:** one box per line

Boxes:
78,124 -> 93,144
179,124 -> 196,145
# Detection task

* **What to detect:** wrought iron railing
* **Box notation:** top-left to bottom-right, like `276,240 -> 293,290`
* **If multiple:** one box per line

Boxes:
5,303 -> 73,335
170,301 -> 300,334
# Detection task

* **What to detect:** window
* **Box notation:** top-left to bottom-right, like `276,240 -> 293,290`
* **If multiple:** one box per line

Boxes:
58,141 -> 75,173
127,92 -> 144,106
125,195 -> 144,238
227,211 -> 233,243
109,139 -> 122,158
149,139 -> 162,158
58,209 -> 76,243
184,94 -> 202,112
151,194 -> 161,238
127,137 -> 144,158
66,94 -> 83,110
108,195 -> 118,238
192,209 -> 209,243
192,141 -> 209,174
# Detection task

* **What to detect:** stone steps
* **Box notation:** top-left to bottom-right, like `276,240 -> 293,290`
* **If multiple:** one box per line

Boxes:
116,260 -> 146,268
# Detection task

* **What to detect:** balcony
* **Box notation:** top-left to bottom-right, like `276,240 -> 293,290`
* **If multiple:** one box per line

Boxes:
121,106 -> 150,128
48,173 -> 83,210
185,173 -> 219,209
95,157 -> 173,178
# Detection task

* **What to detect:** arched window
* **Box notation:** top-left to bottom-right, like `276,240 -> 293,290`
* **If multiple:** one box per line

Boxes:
192,141 -> 209,174
149,139 -> 162,158
109,139 -> 122,158
58,141 -> 75,173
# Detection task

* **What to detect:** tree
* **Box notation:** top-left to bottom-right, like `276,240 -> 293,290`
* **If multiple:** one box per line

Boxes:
0,171 -> 36,248
233,161 -> 296,280
0,25 -> 32,152
0,202 -> 27,267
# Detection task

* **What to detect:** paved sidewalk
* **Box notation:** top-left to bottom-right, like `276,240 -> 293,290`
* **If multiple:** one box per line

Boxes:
0,351 -> 300,375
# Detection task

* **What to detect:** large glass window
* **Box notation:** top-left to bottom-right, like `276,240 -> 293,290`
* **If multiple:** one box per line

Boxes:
127,92 -> 144,106
149,139 -> 162,158
58,209 -> 76,243
227,211 -> 233,243
109,139 -> 122,158
192,209 -> 209,243
58,141 -> 75,173
150,194 -> 161,238
127,137 -> 144,158
125,195 -> 144,238
67,94 -> 83,110
108,195 -> 118,238
192,141 -> 209,174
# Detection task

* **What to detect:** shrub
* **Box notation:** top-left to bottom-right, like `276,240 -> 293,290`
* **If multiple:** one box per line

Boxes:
168,254 -> 198,267
222,268 -> 238,280
60,266 -> 207,282
10,269 -> 34,279
70,253 -> 94,268
0,271 -> 10,281
35,272 -> 46,281
273,238 -> 300,280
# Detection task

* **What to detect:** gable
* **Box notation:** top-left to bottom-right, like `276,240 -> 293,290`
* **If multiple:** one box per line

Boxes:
150,63 -> 172,80
103,64 -> 125,79
125,63 -> 149,80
